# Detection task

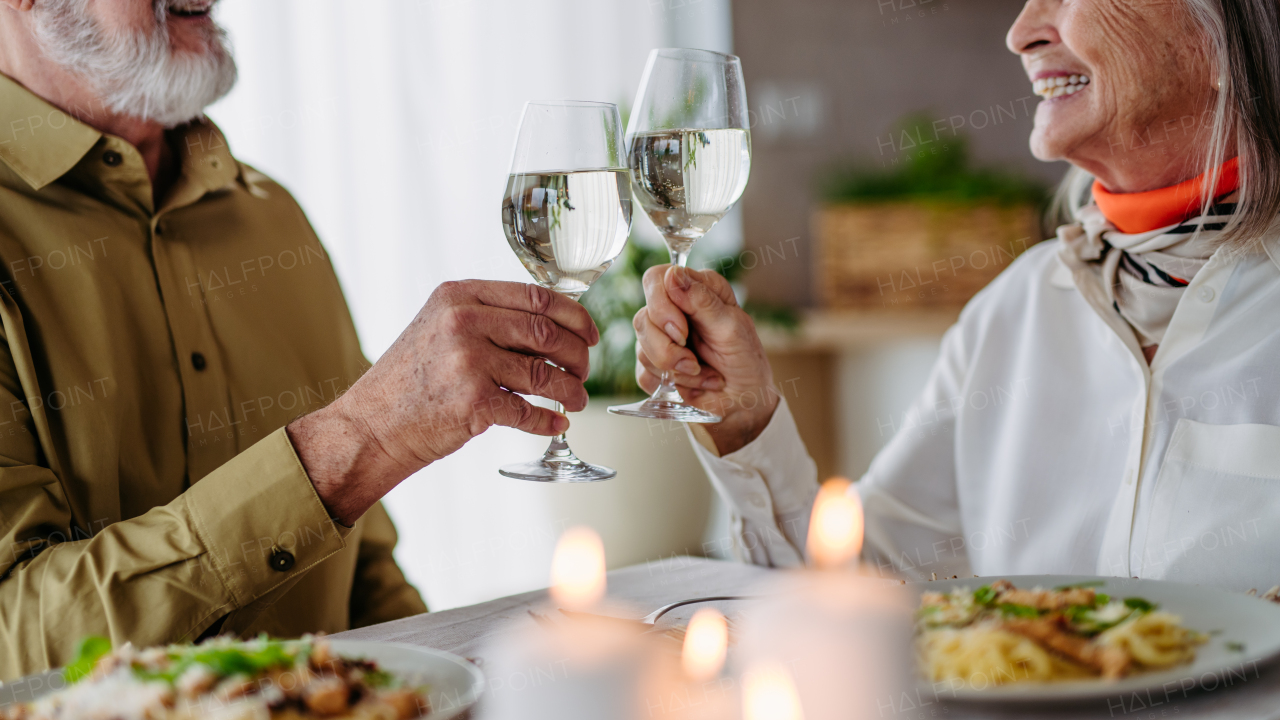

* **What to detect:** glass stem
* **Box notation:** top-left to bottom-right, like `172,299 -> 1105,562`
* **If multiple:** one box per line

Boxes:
653,243 -> 691,401
669,247 -> 689,268
547,400 -> 570,450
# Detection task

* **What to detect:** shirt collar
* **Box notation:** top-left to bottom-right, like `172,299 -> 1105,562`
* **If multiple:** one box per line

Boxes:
0,72 -> 103,190
0,72 -> 241,211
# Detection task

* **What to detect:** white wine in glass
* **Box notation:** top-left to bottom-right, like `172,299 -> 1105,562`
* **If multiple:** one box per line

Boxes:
499,101 -> 631,483
609,48 -> 752,424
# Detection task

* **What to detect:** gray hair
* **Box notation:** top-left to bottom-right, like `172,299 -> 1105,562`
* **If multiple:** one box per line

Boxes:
1052,0 -> 1280,250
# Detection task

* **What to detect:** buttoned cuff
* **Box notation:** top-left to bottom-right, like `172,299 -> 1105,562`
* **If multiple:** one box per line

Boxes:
182,427 -> 349,610
685,397 -> 819,524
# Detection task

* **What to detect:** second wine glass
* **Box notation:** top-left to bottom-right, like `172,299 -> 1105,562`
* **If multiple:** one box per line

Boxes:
608,48 -> 752,424
499,101 -> 631,482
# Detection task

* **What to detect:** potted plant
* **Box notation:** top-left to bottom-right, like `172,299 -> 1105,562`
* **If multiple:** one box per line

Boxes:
815,116 -> 1049,311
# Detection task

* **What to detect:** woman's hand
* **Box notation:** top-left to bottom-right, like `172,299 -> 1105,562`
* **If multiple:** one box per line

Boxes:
634,264 -> 778,455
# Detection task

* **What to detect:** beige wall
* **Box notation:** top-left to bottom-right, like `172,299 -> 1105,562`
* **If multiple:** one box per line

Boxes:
731,0 -> 1069,308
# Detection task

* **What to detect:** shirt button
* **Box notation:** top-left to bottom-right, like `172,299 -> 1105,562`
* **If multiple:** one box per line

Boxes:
1199,286 -> 1216,303
191,352 -> 207,371
102,150 -> 123,167
747,492 -> 767,509
269,550 -> 296,572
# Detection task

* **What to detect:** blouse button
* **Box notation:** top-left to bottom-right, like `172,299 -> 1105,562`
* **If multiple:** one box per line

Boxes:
191,352 -> 207,371
1199,286 -> 1216,303
102,150 -> 123,167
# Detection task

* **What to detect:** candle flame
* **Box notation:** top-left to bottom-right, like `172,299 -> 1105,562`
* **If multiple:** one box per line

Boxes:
806,478 -> 863,569
743,661 -> 804,720
550,526 -> 606,609
681,608 -> 728,680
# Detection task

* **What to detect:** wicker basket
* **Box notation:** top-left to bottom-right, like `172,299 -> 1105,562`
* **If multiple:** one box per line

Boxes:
815,201 -> 1043,310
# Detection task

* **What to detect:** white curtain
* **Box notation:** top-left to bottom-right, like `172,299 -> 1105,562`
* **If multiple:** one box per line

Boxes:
208,0 -> 737,610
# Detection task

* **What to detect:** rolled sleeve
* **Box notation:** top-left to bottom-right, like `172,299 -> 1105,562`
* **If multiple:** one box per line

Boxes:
181,427 -> 349,614
687,397 -> 819,567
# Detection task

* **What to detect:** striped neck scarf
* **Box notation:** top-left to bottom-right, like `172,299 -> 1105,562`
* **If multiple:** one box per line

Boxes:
1058,201 -> 1235,346
1057,162 -> 1239,348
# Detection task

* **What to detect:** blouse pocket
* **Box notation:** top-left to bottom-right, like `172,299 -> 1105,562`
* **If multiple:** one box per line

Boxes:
1145,419 -> 1280,590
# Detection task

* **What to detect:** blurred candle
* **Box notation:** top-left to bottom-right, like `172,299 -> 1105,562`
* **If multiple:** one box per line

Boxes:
484,525 -> 657,720
737,477 -> 911,720
806,478 -> 862,569
681,608 -> 728,681
742,661 -> 804,720
550,526 -> 606,610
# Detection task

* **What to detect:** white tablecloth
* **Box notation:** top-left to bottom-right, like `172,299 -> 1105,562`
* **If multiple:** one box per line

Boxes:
334,557 -> 1280,720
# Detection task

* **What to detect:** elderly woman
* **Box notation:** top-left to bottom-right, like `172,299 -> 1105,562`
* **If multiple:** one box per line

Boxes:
635,0 -> 1280,591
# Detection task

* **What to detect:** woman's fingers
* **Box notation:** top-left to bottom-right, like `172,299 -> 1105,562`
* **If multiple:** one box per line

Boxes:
634,306 -> 701,376
641,264 -> 691,346
636,345 -> 725,390
663,266 -> 747,347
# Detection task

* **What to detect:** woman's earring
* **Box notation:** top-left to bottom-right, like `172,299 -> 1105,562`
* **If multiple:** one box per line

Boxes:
1213,77 -> 1223,91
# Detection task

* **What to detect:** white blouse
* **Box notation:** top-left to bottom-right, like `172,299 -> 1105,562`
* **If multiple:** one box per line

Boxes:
689,235 -> 1280,591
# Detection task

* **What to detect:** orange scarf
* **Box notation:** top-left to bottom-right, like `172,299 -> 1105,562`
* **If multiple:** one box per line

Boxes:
1092,158 -> 1239,234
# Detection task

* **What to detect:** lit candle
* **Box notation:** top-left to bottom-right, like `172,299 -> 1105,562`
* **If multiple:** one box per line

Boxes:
481,525 -> 661,720
742,661 -> 804,720
737,478 -> 912,720
806,478 -> 863,570
550,526 -> 606,610
681,608 -> 728,682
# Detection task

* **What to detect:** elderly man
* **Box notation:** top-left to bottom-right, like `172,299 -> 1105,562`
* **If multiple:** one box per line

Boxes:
0,0 -> 596,678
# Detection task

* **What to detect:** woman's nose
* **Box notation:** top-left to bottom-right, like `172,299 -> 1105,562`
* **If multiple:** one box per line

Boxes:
1007,0 -> 1061,55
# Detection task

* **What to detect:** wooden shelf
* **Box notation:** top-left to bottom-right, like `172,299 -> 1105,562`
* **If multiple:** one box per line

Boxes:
759,307 -> 960,352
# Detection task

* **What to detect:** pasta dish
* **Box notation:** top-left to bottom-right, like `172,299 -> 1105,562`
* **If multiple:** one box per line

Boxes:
0,635 -> 430,720
917,580 -> 1205,687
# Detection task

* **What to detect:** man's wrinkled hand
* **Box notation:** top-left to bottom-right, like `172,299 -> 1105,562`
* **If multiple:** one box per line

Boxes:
290,280 -> 598,523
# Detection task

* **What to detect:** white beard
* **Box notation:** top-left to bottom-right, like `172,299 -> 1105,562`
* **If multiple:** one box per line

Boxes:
32,0 -> 237,128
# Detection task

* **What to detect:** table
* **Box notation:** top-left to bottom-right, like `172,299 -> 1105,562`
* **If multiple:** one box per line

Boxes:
334,557 -> 1280,720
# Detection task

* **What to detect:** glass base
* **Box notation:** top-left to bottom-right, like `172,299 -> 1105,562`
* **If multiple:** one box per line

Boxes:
607,397 -> 723,424
499,437 -> 616,482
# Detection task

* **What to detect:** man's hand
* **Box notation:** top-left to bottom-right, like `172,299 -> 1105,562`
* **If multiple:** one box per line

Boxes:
288,280 -> 598,524
634,265 -> 778,455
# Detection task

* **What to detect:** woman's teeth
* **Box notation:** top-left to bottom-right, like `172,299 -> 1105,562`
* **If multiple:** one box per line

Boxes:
1033,74 -> 1090,99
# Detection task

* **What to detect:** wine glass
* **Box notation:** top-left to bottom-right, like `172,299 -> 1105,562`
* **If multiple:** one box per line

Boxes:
499,101 -> 631,482
608,48 -> 752,424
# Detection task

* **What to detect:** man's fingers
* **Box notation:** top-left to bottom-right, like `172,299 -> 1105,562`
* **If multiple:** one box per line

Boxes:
487,390 -> 569,436
492,352 -> 589,412
463,305 -> 590,380
641,264 -> 689,347
452,280 -> 600,346
634,307 -> 700,376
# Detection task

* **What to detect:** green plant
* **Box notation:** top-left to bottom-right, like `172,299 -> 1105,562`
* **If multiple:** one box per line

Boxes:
821,113 -> 1048,206
581,241 -> 800,397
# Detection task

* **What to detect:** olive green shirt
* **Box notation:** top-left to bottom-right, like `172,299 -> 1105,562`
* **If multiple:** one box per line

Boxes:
0,74 -> 427,679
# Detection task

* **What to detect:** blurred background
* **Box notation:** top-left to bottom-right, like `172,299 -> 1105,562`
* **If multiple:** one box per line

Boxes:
207,0 -> 1067,611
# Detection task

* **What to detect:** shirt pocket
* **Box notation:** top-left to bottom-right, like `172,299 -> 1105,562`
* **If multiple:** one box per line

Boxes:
1145,419 -> 1280,590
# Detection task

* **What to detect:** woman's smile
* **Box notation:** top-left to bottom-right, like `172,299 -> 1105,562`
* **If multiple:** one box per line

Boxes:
1032,72 -> 1091,100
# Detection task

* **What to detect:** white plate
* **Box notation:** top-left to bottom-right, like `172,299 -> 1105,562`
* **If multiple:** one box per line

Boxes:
910,575 -> 1280,703
0,639 -> 484,719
